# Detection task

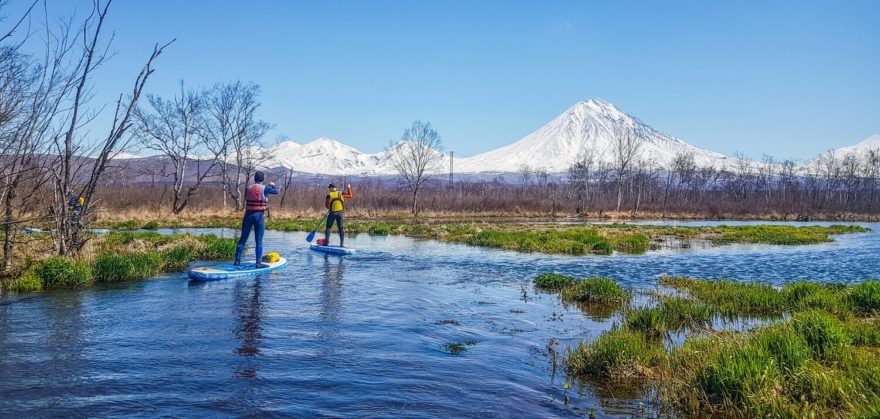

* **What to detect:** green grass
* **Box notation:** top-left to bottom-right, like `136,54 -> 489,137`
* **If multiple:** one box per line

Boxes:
161,246 -> 193,271
3,268 -> 43,292
751,325 -> 811,372
791,310 -> 850,363
34,257 -> 92,288
193,234 -> 237,260
610,234 -> 651,254
3,232 -> 237,291
710,224 -> 869,245
657,296 -> 715,330
92,252 -> 164,282
847,318 -> 880,347
533,273 -> 577,290
625,307 -> 667,338
661,276 -> 784,315
661,276 -> 880,316
692,341 -> 780,406
465,229 -> 616,255
625,298 -> 715,338
565,329 -> 665,378
781,281 -> 849,313
850,279 -> 880,314
548,275 -> 880,417
558,277 -> 630,305
664,315 -> 879,417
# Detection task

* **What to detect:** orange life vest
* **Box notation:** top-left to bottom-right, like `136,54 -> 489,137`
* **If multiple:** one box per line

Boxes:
245,184 -> 267,211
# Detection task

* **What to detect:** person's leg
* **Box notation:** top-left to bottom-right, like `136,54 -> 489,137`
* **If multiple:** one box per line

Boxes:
338,212 -> 345,247
325,213 -> 337,246
254,212 -> 265,267
235,213 -> 254,265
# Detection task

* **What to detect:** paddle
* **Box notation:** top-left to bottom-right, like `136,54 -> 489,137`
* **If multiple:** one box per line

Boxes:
306,210 -> 330,243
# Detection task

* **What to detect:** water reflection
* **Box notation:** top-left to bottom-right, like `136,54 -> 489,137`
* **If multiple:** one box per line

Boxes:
318,255 -> 344,355
233,277 -> 263,378
48,294 -> 85,364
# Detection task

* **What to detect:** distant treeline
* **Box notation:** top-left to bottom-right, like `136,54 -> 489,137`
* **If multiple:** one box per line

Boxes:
91,147 -> 880,219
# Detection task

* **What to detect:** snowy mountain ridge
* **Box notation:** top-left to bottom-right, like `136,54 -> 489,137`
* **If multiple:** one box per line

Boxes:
117,99 -> 874,176
254,99 -> 736,175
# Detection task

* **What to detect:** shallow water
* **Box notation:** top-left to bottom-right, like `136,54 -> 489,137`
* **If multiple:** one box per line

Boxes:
1,221 -> 879,417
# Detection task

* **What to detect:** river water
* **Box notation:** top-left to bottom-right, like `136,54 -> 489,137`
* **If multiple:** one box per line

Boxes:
1,221 -> 878,417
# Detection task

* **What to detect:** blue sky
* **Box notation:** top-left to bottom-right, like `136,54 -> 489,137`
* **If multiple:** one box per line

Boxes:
4,0 -> 879,160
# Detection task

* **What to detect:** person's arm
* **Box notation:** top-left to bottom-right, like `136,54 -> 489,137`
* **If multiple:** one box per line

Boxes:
342,184 -> 353,199
324,195 -> 331,210
264,182 -> 279,196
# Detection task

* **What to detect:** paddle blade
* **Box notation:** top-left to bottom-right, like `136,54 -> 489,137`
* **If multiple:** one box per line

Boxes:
306,230 -> 316,242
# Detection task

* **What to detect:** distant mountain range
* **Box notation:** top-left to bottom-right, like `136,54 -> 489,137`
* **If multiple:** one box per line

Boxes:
116,99 -> 878,176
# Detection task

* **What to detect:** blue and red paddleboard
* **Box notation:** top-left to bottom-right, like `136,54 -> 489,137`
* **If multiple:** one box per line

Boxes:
309,244 -> 356,255
188,257 -> 287,280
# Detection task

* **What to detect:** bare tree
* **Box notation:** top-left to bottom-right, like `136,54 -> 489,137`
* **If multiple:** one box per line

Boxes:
135,82 -> 216,214
517,163 -> 533,185
662,152 -> 695,217
612,127 -> 642,211
204,81 -> 271,211
388,120 -> 443,213
568,147 -> 597,214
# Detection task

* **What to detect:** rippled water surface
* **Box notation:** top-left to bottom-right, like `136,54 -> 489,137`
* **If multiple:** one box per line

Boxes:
2,221 -> 879,417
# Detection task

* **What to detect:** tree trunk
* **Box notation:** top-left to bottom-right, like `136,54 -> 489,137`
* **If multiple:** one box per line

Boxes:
616,173 -> 624,212
2,178 -> 15,273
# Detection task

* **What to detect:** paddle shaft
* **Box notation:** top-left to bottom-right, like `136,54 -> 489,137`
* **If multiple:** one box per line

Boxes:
306,210 -> 331,242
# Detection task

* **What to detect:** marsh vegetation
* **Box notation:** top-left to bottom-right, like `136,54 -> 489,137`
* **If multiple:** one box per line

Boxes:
100,217 -> 870,256
535,274 -> 880,417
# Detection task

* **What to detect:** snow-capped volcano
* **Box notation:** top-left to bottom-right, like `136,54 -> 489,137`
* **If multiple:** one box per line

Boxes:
829,133 -> 880,156
455,99 -> 731,173
238,99 -> 738,175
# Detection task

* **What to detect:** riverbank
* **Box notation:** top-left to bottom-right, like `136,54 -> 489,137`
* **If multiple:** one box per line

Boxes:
1,232 -> 236,292
537,274 -> 880,417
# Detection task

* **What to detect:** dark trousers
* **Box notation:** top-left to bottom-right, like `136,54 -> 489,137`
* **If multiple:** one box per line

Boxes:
235,210 -> 265,264
325,211 -> 344,246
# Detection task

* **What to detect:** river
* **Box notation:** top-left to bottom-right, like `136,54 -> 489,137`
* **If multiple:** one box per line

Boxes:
1,221 -> 878,417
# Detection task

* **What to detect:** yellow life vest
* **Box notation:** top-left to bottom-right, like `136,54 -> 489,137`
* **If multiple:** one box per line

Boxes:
328,191 -> 344,212
261,252 -> 281,263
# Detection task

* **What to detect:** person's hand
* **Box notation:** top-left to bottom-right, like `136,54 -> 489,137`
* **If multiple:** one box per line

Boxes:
347,183 -> 352,189
269,181 -> 276,187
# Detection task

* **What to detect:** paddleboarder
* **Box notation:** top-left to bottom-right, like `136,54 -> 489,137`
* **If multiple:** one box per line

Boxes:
234,171 -> 278,267
324,183 -> 353,247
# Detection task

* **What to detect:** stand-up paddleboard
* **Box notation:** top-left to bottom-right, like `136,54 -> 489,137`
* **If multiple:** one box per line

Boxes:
188,257 -> 287,280
309,244 -> 355,255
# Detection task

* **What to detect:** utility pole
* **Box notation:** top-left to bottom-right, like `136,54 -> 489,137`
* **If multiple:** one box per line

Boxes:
449,151 -> 454,188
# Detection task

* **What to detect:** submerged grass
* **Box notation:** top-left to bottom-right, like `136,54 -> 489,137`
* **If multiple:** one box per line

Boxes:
532,273 -> 577,290
624,297 -> 715,338
441,339 -> 478,355
558,277 -> 630,305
